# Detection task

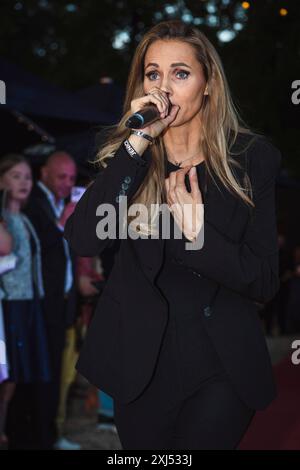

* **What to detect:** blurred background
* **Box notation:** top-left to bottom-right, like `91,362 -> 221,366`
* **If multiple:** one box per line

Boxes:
0,0 -> 300,451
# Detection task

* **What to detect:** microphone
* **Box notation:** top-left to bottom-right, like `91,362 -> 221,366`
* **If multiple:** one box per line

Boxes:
125,99 -> 172,129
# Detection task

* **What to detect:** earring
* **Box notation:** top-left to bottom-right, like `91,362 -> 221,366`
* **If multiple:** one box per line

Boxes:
204,86 -> 208,96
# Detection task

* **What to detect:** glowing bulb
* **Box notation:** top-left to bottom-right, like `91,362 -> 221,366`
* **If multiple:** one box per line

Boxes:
242,2 -> 250,9
279,8 -> 288,16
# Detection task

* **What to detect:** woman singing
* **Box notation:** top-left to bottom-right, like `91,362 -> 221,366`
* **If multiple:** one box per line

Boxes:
64,20 -> 281,450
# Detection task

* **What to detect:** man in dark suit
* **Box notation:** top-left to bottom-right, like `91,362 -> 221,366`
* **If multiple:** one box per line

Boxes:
24,151 -> 79,449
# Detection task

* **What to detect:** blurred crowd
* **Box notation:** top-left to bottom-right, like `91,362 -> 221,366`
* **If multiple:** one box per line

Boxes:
0,152 -> 117,450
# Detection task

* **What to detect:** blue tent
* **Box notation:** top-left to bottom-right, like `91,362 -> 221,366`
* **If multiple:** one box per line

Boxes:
0,58 -> 117,124
0,58 -> 125,166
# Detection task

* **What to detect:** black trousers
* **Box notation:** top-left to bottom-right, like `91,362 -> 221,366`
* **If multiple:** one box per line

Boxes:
114,315 -> 255,450
34,321 -> 66,448
6,323 -> 66,449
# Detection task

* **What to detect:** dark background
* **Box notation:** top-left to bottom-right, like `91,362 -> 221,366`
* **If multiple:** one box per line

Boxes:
0,0 -> 299,177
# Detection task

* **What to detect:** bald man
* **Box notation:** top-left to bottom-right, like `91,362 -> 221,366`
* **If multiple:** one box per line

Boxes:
23,151 -> 79,449
40,151 -> 76,201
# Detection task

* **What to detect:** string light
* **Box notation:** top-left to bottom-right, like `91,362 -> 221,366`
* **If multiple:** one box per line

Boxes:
11,110 -> 55,143
279,8 -> 288,16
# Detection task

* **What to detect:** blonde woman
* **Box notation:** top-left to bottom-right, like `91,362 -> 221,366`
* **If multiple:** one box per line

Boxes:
64,20 -> 281,449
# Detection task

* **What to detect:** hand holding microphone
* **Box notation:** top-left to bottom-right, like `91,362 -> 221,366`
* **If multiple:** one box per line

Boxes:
126,88 -> 180,140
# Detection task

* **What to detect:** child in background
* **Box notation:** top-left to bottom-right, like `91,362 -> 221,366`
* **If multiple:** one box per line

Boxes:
0,154 -> 51,449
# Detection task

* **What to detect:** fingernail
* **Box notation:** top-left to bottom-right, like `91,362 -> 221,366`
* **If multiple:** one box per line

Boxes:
190,166 -> 196,176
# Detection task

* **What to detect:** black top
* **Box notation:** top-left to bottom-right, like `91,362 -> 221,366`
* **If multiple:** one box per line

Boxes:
165,157 -> 207,192
154,159 -> 224,398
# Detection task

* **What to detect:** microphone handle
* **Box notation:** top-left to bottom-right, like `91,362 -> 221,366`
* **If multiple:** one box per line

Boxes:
125,104 -> 159,129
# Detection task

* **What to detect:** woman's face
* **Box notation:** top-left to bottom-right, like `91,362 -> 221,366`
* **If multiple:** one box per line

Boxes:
0,162 -> 33,203
143,39 -> 207,127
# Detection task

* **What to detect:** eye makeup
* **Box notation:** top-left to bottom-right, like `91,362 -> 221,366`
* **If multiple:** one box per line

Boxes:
144,69 -> 191,81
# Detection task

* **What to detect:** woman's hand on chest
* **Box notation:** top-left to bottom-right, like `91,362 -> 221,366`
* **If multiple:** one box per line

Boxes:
165,165 -> 204,242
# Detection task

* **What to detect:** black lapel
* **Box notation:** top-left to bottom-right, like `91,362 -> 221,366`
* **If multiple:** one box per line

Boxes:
32,184 -> 57,224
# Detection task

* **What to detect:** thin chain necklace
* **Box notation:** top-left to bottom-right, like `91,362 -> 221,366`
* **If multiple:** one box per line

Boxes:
167,150 -> 204,168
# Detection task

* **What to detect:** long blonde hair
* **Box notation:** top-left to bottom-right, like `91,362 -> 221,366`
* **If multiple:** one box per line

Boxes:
95,20 -> 256,236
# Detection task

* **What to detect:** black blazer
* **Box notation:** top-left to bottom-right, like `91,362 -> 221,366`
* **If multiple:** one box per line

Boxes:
25,184 -> 77,327
64,132 -> 282,410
